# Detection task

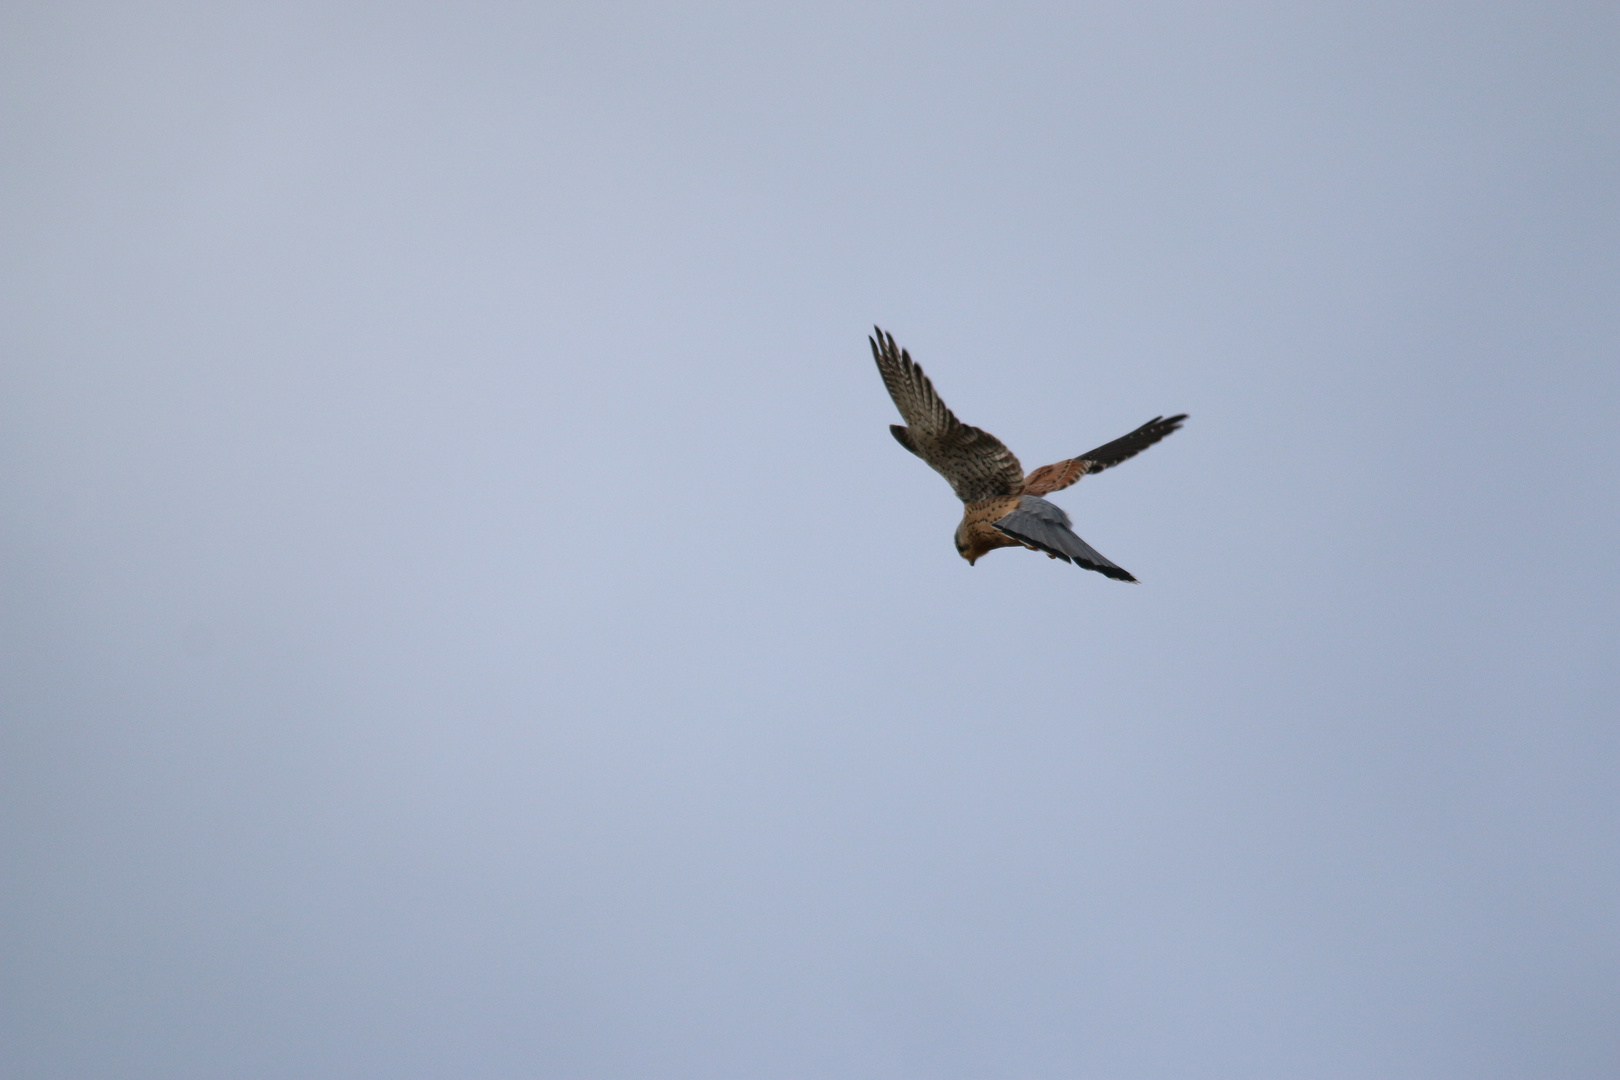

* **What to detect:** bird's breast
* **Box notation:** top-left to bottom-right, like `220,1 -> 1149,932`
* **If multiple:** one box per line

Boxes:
957,496 -> 1026,560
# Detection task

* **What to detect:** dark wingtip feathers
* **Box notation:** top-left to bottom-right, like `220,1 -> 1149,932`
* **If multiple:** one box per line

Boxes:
1085,562 -> 1138,583
870,325 -> 913,372
870,326 -> 904,362
1074,413 -> 1189,475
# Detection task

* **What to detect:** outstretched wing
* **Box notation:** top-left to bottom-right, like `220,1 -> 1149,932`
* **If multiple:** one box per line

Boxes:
871,327 -> 1024,503
1022,414 -> 1188,496
992,496 -> 1137,582
1077,414 -> 1187,474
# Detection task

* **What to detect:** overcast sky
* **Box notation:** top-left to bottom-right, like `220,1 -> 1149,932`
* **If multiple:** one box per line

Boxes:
3,2 -> 1617,1077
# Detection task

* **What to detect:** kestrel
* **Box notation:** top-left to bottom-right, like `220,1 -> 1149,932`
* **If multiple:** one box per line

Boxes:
871,327 -> 1185,581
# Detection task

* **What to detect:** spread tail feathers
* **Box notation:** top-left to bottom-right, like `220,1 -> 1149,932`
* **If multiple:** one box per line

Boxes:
992,496 -> 1138,582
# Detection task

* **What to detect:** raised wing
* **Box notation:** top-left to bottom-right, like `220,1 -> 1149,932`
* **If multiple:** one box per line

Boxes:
871,327 -> 1024,503
992,496 -> 1137,582
1022,414 -> 1187,496
1077,414 -> 1187,474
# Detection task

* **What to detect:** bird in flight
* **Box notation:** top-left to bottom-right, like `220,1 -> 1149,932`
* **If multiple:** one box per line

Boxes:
871,326 -> 1185,581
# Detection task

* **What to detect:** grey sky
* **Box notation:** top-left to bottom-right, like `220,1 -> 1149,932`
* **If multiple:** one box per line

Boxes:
3,2 -> 1617,1077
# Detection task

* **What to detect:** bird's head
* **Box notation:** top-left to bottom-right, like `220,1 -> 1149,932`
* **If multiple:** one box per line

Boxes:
954,525 -> 988,565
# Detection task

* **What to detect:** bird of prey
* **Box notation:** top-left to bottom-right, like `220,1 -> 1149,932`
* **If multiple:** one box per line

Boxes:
871,326 -> 1185,581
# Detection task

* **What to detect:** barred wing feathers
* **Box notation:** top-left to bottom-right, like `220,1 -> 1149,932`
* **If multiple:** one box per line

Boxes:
871,327 -> 1024,504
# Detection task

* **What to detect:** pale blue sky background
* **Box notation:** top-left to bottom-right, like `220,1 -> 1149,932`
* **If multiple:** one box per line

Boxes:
3,2 -> 1617,1077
